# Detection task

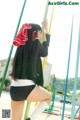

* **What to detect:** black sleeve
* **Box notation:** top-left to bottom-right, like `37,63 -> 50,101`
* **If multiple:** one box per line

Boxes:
46,34 -> 50,46
38,34 -> 50,57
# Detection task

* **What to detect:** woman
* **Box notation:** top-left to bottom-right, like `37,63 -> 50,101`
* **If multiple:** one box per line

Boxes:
10,20 -> 52,120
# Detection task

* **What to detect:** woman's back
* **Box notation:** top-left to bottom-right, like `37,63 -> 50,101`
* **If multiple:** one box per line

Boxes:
12,40 -> 38,80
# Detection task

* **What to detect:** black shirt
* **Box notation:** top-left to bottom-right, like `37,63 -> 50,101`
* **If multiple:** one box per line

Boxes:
12,34 -> 50,86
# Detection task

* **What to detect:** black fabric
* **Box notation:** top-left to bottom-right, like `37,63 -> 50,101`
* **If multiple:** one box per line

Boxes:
11,34 -> 50,86
28,23 -> 42,40
10,85 -> 35,101
26,118 -> 31,120
46,34 -> 50,46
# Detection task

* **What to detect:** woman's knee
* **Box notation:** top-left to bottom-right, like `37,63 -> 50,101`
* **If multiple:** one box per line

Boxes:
39,86 -> 52,104
46,92 -> 52,105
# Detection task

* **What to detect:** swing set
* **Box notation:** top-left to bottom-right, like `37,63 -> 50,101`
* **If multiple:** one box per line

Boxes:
0,0 -> 80,120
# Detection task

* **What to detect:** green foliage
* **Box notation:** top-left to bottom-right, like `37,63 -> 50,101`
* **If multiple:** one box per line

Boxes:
4,79 -> 11,87
50,75 -> 80,92
50,75 -> 80,101
43,85 -> 52,92
0,77 -> 11,90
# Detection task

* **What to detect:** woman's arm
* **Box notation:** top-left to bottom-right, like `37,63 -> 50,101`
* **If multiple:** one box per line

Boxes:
38,20 -> 51,57
41,19 -> 50,46
38,34 -> 50,57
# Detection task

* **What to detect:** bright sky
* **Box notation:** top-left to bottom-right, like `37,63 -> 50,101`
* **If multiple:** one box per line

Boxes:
0,0 -> 80,78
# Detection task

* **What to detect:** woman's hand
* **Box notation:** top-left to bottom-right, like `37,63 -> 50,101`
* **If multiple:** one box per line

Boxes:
42,19 -> 48,33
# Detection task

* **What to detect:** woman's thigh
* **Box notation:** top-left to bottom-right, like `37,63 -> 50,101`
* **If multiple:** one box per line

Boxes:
11,100 -> 25,120
27,86 -> 52,102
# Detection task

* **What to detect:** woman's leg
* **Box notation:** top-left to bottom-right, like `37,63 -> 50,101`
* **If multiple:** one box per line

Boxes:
26,86 -> 52,120
27,86 -> 52,104
11,100 -> 25,120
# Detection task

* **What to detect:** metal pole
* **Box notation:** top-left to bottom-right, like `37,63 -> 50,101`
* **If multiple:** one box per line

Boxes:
62,16 -> 74,120
71,23 -> 80,120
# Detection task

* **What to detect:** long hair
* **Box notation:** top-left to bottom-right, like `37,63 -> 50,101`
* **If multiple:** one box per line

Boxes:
11,24 -> 42,81
28,23 -> 42,40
